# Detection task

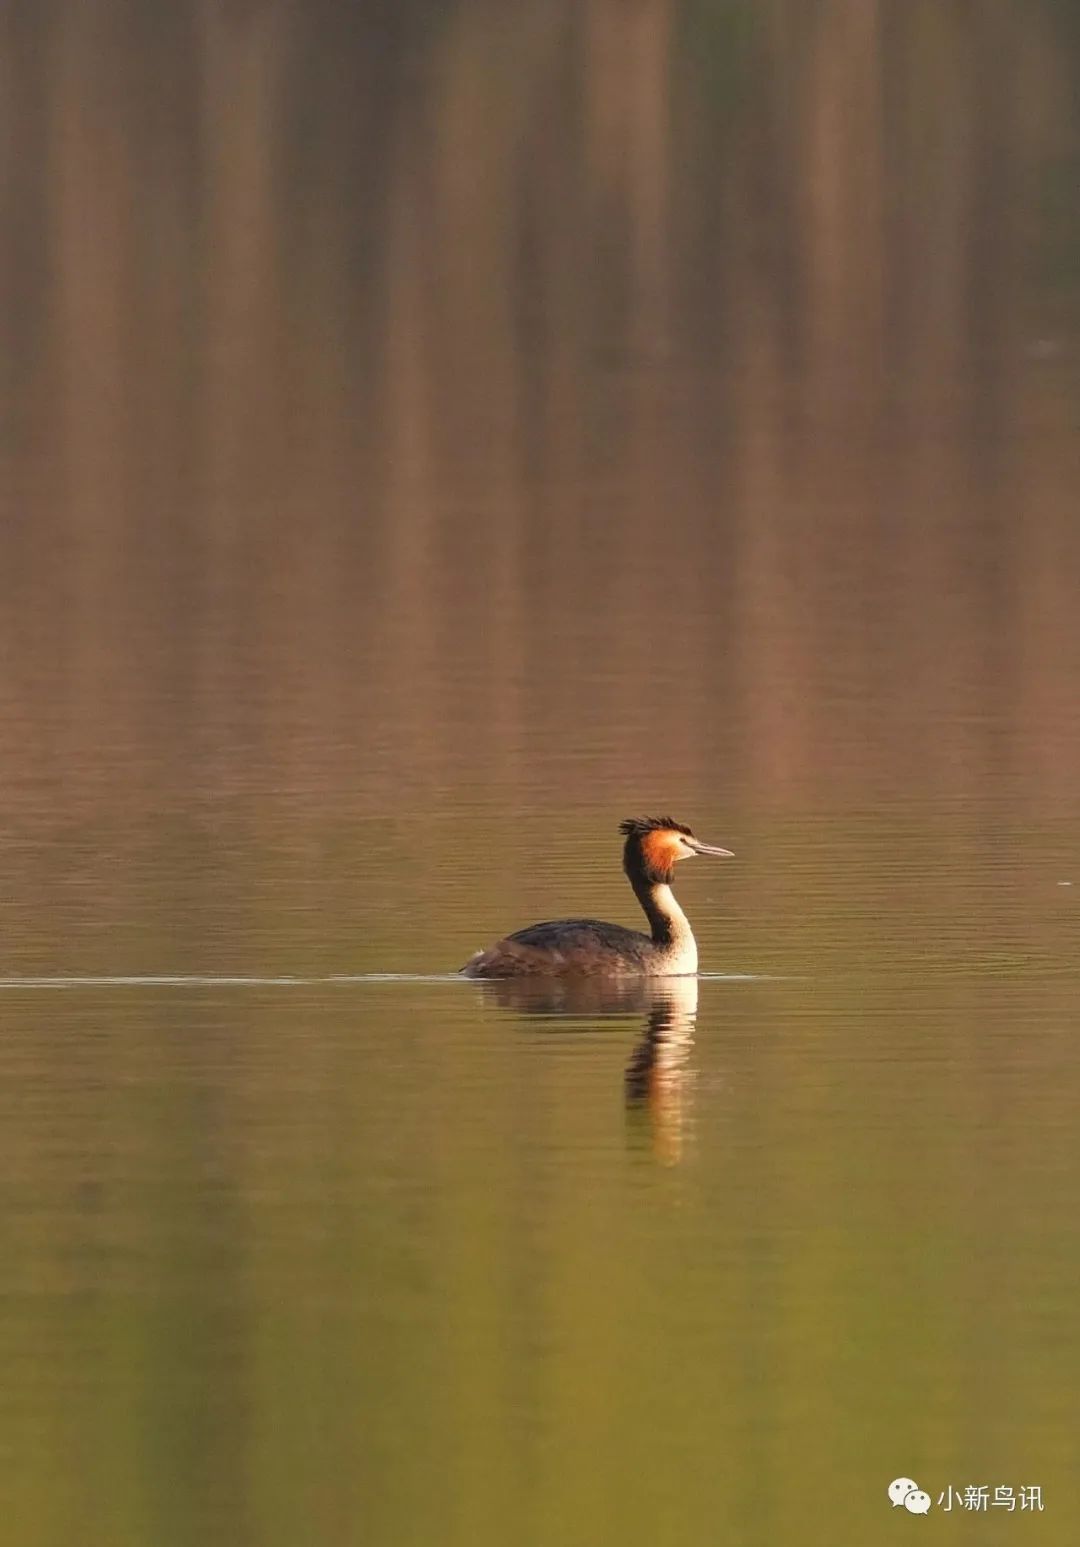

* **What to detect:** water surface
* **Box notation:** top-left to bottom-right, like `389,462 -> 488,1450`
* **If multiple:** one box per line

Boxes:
2,2 -> 1080,1542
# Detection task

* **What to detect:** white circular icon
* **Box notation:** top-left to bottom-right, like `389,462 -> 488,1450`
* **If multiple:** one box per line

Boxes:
904,1490 -> 932,1515
889,1478 -> 919,1508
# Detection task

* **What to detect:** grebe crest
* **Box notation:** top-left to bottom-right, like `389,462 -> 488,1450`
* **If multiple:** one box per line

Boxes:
461,816 -> 733,979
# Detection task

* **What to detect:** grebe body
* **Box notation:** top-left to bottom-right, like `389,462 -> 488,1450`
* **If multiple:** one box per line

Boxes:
461,816 -> 732,979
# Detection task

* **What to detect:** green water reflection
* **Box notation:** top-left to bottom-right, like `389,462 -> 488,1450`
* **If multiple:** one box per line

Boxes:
2,977 -> 1078,1545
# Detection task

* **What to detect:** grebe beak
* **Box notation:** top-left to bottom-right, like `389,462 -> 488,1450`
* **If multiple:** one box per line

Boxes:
685,838 -> 733,858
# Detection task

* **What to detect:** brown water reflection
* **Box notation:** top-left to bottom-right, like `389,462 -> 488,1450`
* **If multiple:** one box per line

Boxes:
2,2 -> 1080,1544
3,0 -> 1080,834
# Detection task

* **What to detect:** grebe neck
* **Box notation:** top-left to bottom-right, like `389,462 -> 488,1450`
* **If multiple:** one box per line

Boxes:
630,876 -> 699,974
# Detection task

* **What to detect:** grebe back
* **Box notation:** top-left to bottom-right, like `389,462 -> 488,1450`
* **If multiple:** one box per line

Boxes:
460,816 -> 733,978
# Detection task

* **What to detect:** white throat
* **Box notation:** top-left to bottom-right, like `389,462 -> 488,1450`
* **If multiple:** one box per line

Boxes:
646,883 -> 698,976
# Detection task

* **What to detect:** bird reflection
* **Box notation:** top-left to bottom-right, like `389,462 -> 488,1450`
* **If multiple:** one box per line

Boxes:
623,976 -> 697,1166
483,975 -> 699,1165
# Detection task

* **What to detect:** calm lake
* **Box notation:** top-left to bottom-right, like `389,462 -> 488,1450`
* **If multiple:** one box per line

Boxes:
2,2 -> 1079,1543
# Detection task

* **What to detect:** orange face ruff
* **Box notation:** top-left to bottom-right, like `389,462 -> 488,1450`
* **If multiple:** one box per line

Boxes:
640,828 -> 690,876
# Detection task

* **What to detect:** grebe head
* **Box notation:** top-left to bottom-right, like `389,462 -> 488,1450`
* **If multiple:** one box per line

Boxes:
619,816 -> 733,885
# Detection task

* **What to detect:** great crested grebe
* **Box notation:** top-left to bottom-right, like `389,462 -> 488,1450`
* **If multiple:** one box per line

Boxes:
461,816 -> 733,978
